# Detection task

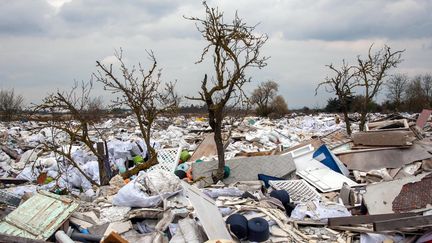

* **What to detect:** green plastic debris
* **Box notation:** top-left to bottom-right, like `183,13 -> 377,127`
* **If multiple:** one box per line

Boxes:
44,177 -> 54,184
133,155 -> 144,164
195,159 -> 203,163
224,165 -> 230,179
180,150 -> 191,162
248,119 -> 256,125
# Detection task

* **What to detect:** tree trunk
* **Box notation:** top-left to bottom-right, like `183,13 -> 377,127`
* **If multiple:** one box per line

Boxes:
342,110 -> 351,135
120,155 -> 158,179
208,107 -> 225,183
213,120 -> 225,182
97,142 -> 111,186
359,98 -> 368,131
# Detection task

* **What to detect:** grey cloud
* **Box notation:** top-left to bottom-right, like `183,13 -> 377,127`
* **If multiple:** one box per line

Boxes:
1,0 -> 432,108
0,1 -> 53,36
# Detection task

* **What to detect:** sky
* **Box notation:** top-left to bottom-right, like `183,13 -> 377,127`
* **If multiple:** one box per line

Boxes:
0,0 -> 431,108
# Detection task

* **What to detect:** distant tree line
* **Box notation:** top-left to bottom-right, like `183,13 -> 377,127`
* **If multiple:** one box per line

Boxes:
324,73 -> 432,114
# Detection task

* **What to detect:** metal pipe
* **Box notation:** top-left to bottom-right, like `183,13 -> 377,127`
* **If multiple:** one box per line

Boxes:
55,231 -> 74,243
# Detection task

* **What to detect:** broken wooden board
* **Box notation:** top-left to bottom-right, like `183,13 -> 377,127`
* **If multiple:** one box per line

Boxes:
373,215 -> 432,231
0,191 -> 79,240
192,154 -> 296,186
328,213 -> 418,226
337,143 -> 432,171
363,173 -> 432,215
352,130 -> 416,146
0,178 -> 29,185
181,181 -> 232,240
0,233 -> 47,243
189,133 -> 217,162
366,119 -> 409,131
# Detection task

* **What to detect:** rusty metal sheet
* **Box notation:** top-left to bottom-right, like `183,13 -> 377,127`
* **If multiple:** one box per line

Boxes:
393,174 -> 432,212
0,191 -> 79,240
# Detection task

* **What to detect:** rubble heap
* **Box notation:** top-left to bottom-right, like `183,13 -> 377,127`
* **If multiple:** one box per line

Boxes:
0,111 -> 431,243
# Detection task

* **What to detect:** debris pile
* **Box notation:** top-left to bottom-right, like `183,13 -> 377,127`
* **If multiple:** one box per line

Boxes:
1,111 -> 432,242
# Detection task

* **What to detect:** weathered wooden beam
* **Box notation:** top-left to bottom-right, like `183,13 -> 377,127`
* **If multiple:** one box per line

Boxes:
0,178 -> 28,185
373,215 -> 432,231
328,212 -> 418,226
1,146 -> 19,160
0,233 -> 47,243
120,155 -> 158,179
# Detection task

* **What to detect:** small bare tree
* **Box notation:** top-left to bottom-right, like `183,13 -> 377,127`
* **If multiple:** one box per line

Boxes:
250,80 -> 279,117
185,2 -> 268,181
0,89 -> 24,121
386,74 -> 408,111
316,60 -> 357,135
94,49 -> 178,160
34,81 -> 106,186
356,44 -> 404,130
270,95 -> 289,117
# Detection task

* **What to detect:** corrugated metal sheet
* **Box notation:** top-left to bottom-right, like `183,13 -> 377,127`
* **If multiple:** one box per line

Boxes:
0,191 -> 79,240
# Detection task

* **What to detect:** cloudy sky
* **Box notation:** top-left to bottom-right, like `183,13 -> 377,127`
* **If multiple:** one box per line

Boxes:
1,0 -> 431,108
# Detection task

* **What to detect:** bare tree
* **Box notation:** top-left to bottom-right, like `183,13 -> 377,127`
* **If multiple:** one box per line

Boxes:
34,81 -> 106,186
419,74 -> 432,104
316,60 -> 357,135
0,89 -> 24,121
250,80 -> 279,117
404,74 -> 432,112
185,2 -> 268,181
270,95 -> 289,117
386,74 -> 408,111
356,44 -> 404,130
94,49 -> 179,160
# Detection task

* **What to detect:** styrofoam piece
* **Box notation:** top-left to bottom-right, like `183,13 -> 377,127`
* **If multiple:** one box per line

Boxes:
269,179 -> 321,203
297,167 -> 358,193
146,147 -> 182,173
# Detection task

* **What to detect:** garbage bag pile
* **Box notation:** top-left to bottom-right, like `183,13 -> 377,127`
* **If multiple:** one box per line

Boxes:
0,111 -> 432,243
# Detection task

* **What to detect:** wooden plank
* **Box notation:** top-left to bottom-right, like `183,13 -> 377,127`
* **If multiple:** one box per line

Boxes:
352,130 -> 415,146
328,213 -> 418,226
0,178 -> 28,185
329,226 -> 374,233
0,146 -> 19,160
366,119 -> 409,131
373,215 -> 432,231
0,233 -> 47,243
